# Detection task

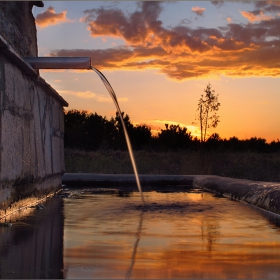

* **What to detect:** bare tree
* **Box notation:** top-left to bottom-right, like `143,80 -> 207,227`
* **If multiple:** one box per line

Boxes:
193,83 -> 220,172
195,83 -> 220,143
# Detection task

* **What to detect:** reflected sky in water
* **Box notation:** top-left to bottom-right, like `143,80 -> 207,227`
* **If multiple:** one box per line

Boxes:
63,190 -> 280,279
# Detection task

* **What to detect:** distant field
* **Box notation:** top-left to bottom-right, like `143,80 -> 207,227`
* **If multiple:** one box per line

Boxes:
65,149 -> 280,183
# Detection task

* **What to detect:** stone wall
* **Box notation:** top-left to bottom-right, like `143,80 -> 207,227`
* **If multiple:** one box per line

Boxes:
0,1 -> 41,57
0,1 -> 68,213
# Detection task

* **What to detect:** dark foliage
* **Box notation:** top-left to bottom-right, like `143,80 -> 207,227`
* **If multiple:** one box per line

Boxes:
64,110 -> 280,153
64,110 -> 152,151
154,124 -> 193,151
204,134 -> 280,153
64,110 -> 114,150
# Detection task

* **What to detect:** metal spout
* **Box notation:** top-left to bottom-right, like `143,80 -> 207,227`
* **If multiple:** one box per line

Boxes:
24,57 -> 91,69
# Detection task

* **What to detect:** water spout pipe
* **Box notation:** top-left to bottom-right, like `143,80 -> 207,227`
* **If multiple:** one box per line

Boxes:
24,56 -> 145,205
24,57 -> 91,69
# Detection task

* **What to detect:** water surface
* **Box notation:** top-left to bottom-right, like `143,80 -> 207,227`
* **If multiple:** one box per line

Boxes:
62,188 -> 280,279
1,188 -> 280,279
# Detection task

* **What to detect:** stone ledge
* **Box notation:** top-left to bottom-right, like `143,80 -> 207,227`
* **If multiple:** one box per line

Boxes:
0,34 -> 68,107
193,175 -> 280,216
0,172 -> 64,208
62,173 -> 280,216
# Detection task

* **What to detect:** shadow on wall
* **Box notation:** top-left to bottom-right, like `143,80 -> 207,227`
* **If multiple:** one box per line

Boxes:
0,197 -> 64,278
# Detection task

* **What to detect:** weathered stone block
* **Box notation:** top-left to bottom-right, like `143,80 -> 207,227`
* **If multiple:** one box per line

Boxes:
0,2 -> 38,57
0,2 -> 68,212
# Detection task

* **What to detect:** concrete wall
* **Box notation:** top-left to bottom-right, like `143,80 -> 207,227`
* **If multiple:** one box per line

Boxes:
0,2 -> 68,213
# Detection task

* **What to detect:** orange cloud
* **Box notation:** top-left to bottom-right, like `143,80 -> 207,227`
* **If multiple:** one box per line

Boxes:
192,6 -> 206,16
35,6 -> 73,28
51,2 -> 280,80
241,11 -> 273,22
209,35 -> 225,44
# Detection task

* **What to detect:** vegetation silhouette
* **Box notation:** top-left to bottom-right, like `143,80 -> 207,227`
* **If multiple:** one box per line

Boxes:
64,109 -> 280,153
194,83 -> 220,143
193,83 -> 220,171
155,124 -> 194,151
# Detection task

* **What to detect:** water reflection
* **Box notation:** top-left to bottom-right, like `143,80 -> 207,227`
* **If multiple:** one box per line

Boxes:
126,211 -> 144,279
1,189 -> 280,279
201,218 -> 220,252
0,197 -> 64,278
63,190 -> 280,279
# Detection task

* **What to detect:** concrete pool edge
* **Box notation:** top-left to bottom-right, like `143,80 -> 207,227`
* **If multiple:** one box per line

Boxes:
62,173 -> 280,216
193,175 -> 280,216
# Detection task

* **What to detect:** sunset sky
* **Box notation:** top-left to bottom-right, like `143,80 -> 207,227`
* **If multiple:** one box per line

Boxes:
32,1 -> 280,142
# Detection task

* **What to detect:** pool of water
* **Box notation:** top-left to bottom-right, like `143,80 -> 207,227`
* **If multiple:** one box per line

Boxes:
1,187 -> 280,279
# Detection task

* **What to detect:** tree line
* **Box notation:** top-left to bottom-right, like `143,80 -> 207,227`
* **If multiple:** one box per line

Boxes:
64,109 -> 280,153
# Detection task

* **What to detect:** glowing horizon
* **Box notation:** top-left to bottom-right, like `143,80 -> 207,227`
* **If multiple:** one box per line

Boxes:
33,1 -> 280,143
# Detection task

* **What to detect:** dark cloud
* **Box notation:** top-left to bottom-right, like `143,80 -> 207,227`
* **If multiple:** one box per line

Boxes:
254,1 -> 280,12
211,1 -> 224,9
179,18 -> 192,26
82,2 -> 163,46
50,2 -> 280,80
50,47 -> 134,69
242,2 -> 280,22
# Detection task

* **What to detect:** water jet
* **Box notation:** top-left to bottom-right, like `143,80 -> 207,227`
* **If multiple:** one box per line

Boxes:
24,56 -> 145,206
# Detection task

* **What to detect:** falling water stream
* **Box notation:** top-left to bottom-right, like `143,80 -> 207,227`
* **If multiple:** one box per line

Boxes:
91,66 -> 145,206
23,57 -> 145,205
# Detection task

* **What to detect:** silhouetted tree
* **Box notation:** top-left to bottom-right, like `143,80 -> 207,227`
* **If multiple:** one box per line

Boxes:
114,112 -> 151,150
205,133 -> 222,151
194,83 -> 220,143
269,139 -> 280,152
193,83 -> 220,170
64,109 -> 117,150
244,137 -> 268,152
156,124 -> 192,150
131,124 -> 152,150
64,109 -> 88,149
223,136 -> 242,152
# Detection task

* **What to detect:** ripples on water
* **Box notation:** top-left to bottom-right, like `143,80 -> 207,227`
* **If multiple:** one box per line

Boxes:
1,188 -> 280,279
62,188 -> 280,279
